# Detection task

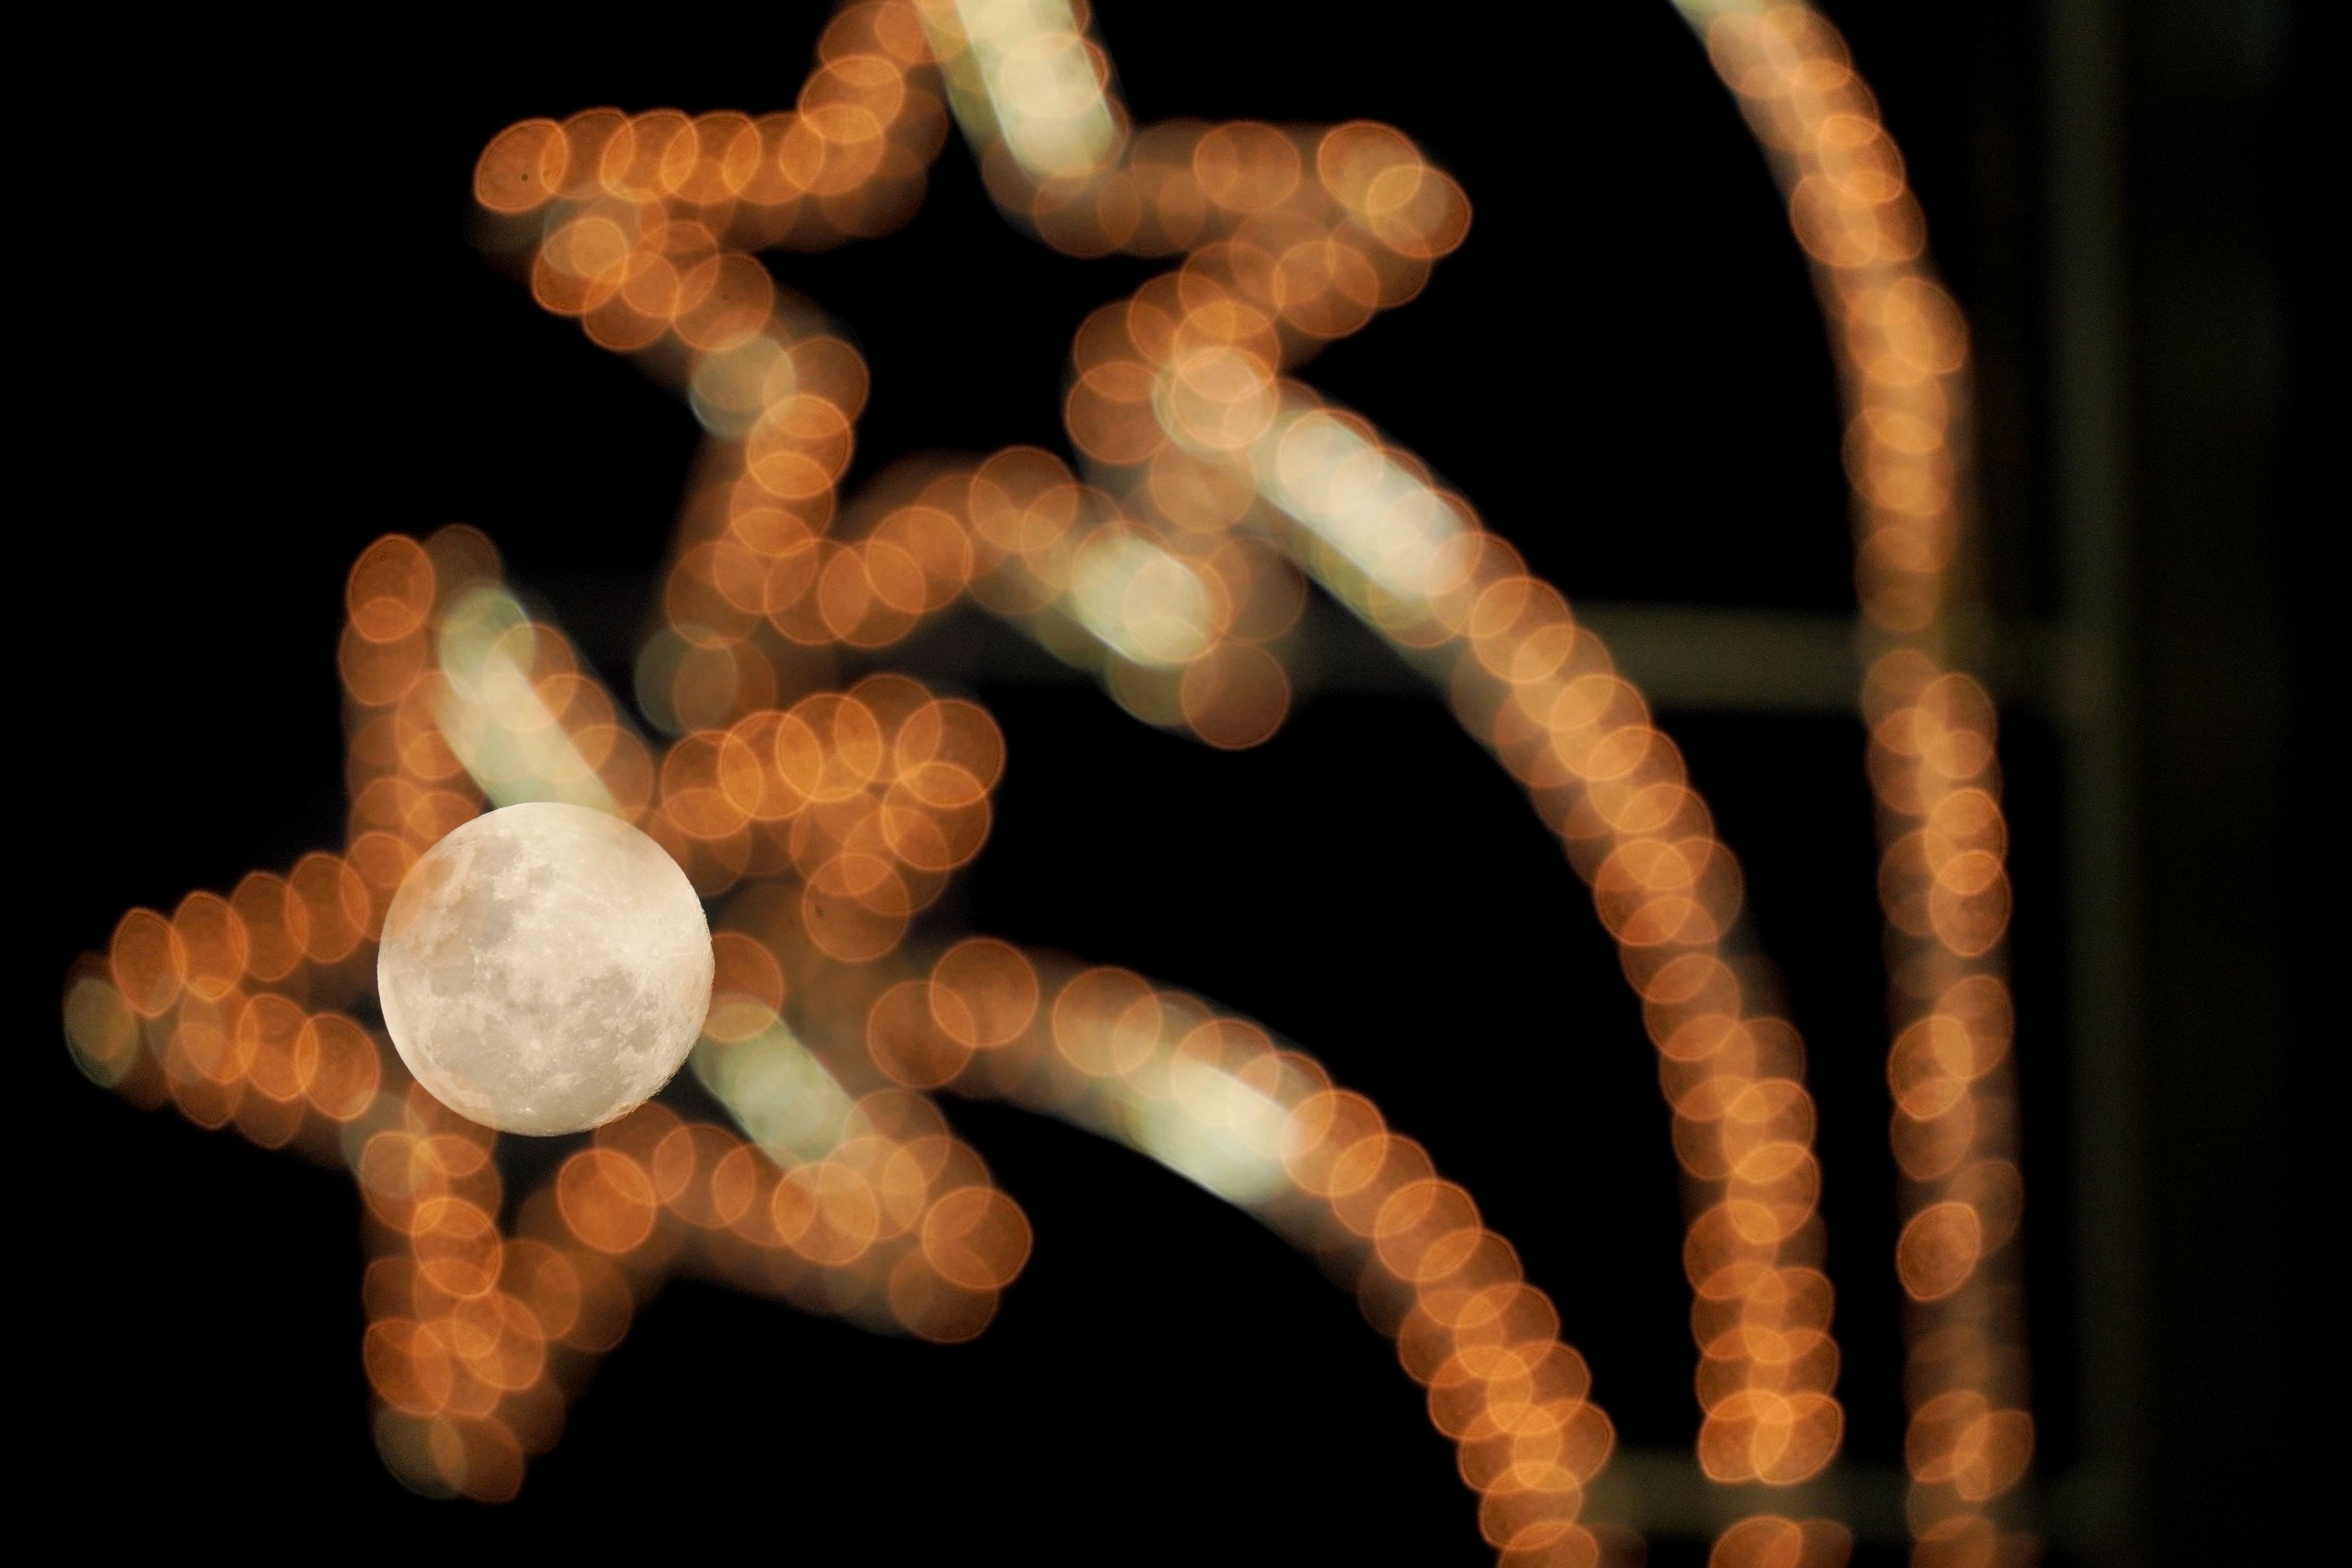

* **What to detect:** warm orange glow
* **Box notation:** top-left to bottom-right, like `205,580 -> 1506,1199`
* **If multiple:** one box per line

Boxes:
64,0 -> 2043,1557
1689,2 -> 2035,1555
1709,1514 -> 1854,1568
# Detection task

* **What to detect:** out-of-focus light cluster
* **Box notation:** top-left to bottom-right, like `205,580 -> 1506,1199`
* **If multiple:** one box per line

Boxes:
1709,1515 -> 1855,1568
67,1 -> 2033,1560
75,519 -> 1619,1544
473,4 -> 947,273
1683,4 -> 2035,1561
75,528 -> 1041,1498
727,917 -> 1625,1562
922,0 -> 1852,1528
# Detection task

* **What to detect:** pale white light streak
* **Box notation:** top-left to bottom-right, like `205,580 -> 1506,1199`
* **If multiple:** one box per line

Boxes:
926,0 -> 1121,184
692,1019 -> 864,1165
435,586 -> 617,813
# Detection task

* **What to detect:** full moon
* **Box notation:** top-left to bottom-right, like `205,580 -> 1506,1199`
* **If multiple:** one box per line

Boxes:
378,802 -> 714,1136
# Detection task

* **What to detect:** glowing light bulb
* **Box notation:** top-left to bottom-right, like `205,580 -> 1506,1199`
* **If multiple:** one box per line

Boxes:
378,802 -> 712,1135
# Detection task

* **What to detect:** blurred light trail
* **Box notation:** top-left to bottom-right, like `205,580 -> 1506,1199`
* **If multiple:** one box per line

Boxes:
921,0 -> 1853,1528
64,1 -> 2035,1560
1676,4 -> 2037,1559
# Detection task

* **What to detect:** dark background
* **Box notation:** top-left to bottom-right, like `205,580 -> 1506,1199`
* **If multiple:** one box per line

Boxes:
35,3 -> 2317,1562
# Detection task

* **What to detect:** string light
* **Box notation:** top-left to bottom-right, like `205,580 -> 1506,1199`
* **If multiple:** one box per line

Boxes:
61,2 -> 2037,1561
1675,5 -> 2035,1560
915,0 -> 1852,1512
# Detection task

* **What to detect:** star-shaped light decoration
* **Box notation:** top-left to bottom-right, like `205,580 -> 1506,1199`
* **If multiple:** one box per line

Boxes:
67,2 -> 2038,1562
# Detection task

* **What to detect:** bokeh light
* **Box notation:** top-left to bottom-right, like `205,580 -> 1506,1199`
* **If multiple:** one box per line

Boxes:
65,2 -> 2041,1559
1685,2 -> 2035,1555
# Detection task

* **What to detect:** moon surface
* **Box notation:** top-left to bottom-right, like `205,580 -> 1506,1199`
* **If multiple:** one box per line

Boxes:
378,802 -> 713,1136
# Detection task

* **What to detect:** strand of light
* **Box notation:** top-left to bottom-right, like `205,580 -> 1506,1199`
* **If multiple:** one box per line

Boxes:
1675,6 -> 2037,1561
70,5 -> 1622,1540
61,3 -> 2040,1560
919,0 -> 1855,1538
73,524 -> 1035,1499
